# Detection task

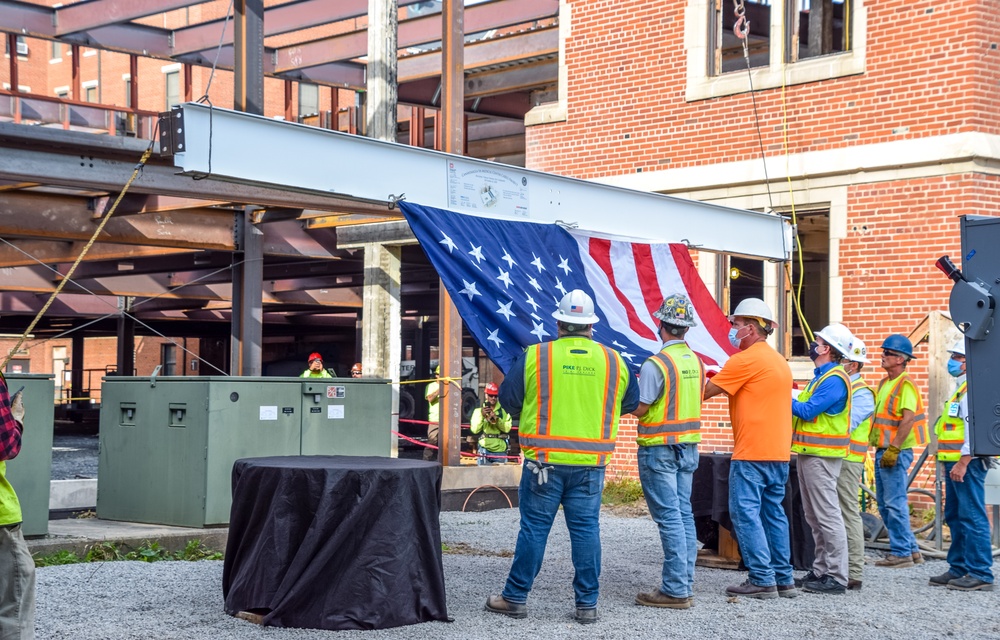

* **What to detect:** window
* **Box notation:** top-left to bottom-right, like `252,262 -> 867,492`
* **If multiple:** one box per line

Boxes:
298,83 -> 319,119
686,0 -> 865,101
85,86 -> 97,103
124,78 -> 132,108
165,71 -> 180,109
161,344 -> 177,376
50,40 -> 61,60
789,210 -> 830,356
5,35 -> 28,57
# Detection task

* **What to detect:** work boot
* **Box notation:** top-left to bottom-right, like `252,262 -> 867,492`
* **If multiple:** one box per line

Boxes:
929,570 -> 963,587
777,584 -> 799,599
793,571 -> 818,588
574,608 -> 599,624
485,595 -> 527,619
635,589 -> 691,609
725,580 -> 778,600
947,576 -> 995,592
911,552 -> 925,565
847,579 -> 863,591
875,554 -> 914,568
802,574 -> 846,595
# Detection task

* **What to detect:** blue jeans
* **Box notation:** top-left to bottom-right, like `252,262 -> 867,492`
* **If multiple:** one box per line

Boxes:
637,443 -> 699,598
728,460 -> 794,587
874,447 -> 920,556
944,458 -> 995,583
502,462 -> 606,609
478,444 -> 507,465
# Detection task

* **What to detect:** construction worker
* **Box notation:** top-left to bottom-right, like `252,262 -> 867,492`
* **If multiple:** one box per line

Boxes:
350,362 -> 363,378
838,337 -> 875,590
470,382 -> 512,465
300,352 -> 333,378
790,323 -> 853,595
424,365 -> 440,462
0,379 -> 34,639
486,289 -> 638,624
871,334 -> 928,568
929,340 -> 994,591
631,294 -> 704,610
703,298 -> 795,600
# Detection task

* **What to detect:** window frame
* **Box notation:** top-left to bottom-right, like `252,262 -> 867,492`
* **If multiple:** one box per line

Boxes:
685,0 -> 866,102
165,71 -> 181,110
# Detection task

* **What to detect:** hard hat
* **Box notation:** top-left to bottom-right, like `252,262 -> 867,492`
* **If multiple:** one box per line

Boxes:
948,339 -> 966,357
350,362 -> 362,374
728,298 -> 777,327
815,323 -> 854,358
485,382 -> 499,396
653,294 -> 698,328
845,337 -> 870,364
880,334 -> 914,359
308,352 -> 323,363
552,289 -> 600,324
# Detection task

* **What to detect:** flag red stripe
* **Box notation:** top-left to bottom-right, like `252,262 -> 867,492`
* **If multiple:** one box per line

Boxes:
589,237 -> 657,340
669,244 -> 738,357
631,242 -> 665,322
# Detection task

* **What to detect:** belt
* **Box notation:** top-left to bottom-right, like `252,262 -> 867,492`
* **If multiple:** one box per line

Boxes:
2,522 -> 21,531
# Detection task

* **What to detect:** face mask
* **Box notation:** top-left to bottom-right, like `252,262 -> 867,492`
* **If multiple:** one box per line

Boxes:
728,326 -> 744,349
947,359 -> 964,378
808,341 -> 823,362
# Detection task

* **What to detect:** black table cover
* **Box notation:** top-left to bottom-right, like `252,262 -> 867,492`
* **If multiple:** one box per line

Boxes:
691,453 -> 815,571
222,456 -> 449,630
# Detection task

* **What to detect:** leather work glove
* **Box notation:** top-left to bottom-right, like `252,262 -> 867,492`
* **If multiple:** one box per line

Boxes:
525,459 -> 550,486
880,445 -> 901,468
10,390 -> 25,424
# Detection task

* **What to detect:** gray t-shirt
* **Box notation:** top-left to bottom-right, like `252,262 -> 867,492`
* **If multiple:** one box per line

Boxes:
638,340 -> 685,405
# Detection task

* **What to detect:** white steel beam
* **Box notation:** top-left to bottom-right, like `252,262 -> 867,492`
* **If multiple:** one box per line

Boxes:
171,102 -> 792,260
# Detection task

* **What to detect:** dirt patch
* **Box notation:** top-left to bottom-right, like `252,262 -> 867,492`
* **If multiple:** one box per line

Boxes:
442,542 -> 513,557
601,499 -> 650,518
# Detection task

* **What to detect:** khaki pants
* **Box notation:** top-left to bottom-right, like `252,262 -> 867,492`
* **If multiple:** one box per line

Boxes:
423,422 -> 439,461
0,523 -> 35,640
837,460 -> 865,582
797,455 -> 848,586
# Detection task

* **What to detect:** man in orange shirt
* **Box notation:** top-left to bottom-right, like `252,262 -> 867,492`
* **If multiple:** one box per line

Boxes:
704,298 -> 795,600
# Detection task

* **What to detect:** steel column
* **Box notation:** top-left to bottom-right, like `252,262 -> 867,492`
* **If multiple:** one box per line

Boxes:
116,296 -> 135,376
230,207 -> 264,375
234,0 -> 264,116
437,0 -> 464,467
70,331 -> 84,413
129,54 -> 138,110
6,34 -> 17,93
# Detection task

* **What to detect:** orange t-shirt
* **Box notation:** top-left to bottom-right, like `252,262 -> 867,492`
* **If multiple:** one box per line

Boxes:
710,341 -> 793,461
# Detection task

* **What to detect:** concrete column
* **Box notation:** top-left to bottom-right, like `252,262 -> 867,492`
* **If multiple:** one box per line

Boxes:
362,242 -> 401,457
367,0 -> 398,142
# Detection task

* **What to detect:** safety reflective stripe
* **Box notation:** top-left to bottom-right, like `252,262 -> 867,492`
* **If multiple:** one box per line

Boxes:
638,421 -> 701,436
849,440 -> 869,456
791,432 -> 850,447
536,343 -> 552,437
938,441 -> 964,451
653,352 -> 679,421
518,435 -> 617,453
637,345 -> 703,445
602,346 -> 621,442
873,373 -> 927,448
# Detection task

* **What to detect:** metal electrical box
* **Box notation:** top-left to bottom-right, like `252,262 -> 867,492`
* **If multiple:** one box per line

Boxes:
300,379 -> 391,456
98,377 -> 302,527
98,376 -> 392,527
3,375 -> 55,537
954,216 -> 1000,455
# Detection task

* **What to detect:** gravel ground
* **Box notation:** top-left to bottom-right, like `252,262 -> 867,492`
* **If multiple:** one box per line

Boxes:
36,508 -> 1000,640
50,433 -> 99,480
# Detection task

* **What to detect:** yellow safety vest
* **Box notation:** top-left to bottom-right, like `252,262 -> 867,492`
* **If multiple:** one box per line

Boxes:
637,343 -> 704,446
845,377 -> 875,463
935,381 -> 967,462
792,366 -> 852,457
871,372 -> 928,449
519,336 -> 630,466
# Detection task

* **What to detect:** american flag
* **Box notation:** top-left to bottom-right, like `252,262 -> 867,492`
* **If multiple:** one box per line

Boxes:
400,201 -> 736,374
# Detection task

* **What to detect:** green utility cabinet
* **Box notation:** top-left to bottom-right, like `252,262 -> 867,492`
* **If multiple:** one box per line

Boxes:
300,379 -> 391,456
98,376 -> 392,528
98,377 -> 302,527
4,375 -> 55,537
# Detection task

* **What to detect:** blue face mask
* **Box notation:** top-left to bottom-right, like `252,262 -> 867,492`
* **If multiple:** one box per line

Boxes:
728,326 -> 744,349
947,359 -> 964,378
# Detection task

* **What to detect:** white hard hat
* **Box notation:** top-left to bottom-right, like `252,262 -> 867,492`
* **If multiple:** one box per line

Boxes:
728,298 -> 777,327
845,337 -> 870,364
948,339 -> 966,357
815,323 -> 854,358
552,289 -> 600,324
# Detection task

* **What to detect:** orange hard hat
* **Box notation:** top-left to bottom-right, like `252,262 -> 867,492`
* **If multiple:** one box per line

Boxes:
350,362 -> 362,373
